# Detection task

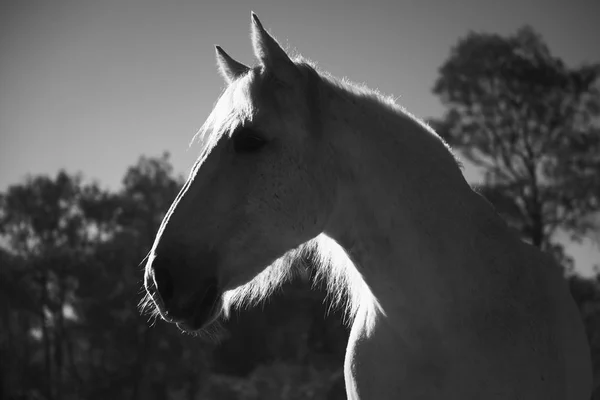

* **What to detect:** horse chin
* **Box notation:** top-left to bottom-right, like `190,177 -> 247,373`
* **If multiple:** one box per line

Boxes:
175,297 -> 224,333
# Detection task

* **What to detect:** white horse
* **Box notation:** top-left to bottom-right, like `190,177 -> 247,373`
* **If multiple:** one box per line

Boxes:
142,13 -> 592,399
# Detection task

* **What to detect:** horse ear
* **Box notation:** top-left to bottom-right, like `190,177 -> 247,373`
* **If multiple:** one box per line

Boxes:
215,45 -> 250,83
250,12 -> 300,83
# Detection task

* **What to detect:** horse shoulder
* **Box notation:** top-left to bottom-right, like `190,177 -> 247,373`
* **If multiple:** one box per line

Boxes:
344,305 -> 457,399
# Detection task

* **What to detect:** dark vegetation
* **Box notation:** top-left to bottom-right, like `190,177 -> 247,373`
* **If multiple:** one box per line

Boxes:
1,27 -> 599,399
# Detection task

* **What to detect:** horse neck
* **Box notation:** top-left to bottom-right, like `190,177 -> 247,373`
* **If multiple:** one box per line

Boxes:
319,80 -> 497,323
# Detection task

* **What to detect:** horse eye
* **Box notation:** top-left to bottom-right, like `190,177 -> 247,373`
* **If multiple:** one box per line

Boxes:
233,132 -> 266,153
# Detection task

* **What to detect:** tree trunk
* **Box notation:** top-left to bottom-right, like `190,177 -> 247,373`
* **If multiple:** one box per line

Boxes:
0,297 -> 12,399
40,270 -> 54,400
530,208 -> 544,248
55,274 -> 66,400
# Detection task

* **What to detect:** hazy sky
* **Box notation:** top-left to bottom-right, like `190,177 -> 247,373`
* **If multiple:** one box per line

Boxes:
1,0 -> 598,274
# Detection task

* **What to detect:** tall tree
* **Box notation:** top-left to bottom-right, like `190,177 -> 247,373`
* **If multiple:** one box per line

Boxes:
430,26 -> 600,268
0,248 -> 38,399
0,171 -> 93,399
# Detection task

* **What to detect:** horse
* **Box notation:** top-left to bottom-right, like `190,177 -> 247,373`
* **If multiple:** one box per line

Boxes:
142,13 -> 592,399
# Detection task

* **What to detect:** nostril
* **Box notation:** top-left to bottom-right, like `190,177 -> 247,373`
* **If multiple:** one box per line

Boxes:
153,266 -> 174,304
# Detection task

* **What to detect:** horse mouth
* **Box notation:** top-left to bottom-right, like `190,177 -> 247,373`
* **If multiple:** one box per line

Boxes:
174,285 -> 223,332
145,278 -> 224,333
176,310 -> 222,332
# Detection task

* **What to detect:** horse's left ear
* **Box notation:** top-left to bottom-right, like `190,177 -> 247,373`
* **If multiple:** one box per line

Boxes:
250,12 -> 300,83
215,45 -> 250,83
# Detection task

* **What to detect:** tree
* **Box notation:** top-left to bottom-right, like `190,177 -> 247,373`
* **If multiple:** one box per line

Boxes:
0,171 -> 95,399
0,154 -> 199,400
0,153 -> 352,399
430,26 -> 600,268
0,248 -> 38,399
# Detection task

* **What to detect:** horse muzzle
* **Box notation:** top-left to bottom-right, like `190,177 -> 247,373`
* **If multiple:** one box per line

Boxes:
144,260 -> 223,332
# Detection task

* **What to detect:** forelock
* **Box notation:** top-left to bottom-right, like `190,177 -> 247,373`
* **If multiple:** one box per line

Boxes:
190,68 -> 260,157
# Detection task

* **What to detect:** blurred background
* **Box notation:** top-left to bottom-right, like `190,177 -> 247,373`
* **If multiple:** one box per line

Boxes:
1,0 -> 599,399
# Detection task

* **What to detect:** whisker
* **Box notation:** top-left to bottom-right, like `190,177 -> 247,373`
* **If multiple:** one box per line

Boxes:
138,250 -> 152,269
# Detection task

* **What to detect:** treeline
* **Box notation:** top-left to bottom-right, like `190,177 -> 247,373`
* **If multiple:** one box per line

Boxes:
1,26 -> 600,400
0,153 -> 349,400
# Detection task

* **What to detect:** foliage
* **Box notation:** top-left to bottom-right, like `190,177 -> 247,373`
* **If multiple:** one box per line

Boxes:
430,26 -> 600,267
0,154 -> 348,400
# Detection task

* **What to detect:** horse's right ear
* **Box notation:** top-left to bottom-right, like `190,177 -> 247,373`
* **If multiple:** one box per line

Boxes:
215,45 -> 250,83
250,12 -> 300,84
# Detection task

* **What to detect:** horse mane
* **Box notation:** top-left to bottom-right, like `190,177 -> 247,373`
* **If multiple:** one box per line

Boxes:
188,55 -> 460,327
298,58 -> 463,171
190,70 -> 258,162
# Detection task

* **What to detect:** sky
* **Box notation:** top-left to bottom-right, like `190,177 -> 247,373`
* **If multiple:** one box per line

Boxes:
1,0 -> 599,275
